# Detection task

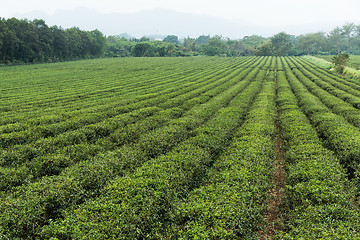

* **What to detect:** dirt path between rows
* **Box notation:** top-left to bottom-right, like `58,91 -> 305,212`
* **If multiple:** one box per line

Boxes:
259,71 -> 286,239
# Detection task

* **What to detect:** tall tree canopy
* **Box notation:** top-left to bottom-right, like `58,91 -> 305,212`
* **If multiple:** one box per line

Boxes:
0,18 -> 106,64
270,32 -> 293,56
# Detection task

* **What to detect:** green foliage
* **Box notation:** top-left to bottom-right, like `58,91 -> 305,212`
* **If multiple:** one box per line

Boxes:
270,32 -> 293,56
163,35 -> 180,45
40,57 -> 273,239
296,32 -> 329,55
255,41 -> 274,56
241,35 -> 267,49
332,53 -> 350,74
1,57 -> 360,239
195,35 -> 210,44
132,42 -> 152,57
276,63 -> 360,238
0,18 -> 106,64
200,36 -> 228,56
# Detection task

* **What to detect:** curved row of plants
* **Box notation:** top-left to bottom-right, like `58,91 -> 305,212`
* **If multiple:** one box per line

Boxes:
0,58 -> 251,147
0,57 -> 270,239
39,59 -> 273,240
2,56 -> 359,239
290,57 -> 360,111
0,57 -> 264,193
168,70 -> 277,239
275,59 -> 360,238
287,58 -> 360,129
283,57 -> 360,179
0,58 -> 249,126
299,57 -> 360,93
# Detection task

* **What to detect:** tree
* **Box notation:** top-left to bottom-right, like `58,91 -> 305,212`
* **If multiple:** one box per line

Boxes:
32,19 -> 53,62
328,27 -> 345,54
201,36 -> 227,56
163,35 -> 180,45
270,32 -> 293,56
183,37 -> 196,52
332,53 -> 349,74
296,32 -> 328,55
132,42 -> 152,57
0,19 -> 17,63
352,25 -> 360,54
106,36 -> 134,57
195,35 -> 210,45
226,40 -> 246,56
254,41 -> 274,56
241,35 -> 267,49
51,25 -> 69,60
341,23 -> 356,53
139,36 -> 150,42
90,29 -> 106,57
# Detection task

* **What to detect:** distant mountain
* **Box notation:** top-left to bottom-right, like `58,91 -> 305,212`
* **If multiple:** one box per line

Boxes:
14,8 -> 347,39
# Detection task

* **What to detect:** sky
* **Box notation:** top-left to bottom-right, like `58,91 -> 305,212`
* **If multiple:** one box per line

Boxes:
2,0 -> 360,27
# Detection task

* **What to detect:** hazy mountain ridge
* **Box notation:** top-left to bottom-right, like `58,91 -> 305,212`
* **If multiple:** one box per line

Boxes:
14,7 -> 348,39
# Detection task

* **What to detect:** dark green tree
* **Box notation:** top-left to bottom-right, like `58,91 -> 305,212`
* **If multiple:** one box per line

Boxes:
341,23 -> 356,53
201,36 -> 227,56
195,35 -> 210,45
226,40 -> 246,56
255,41 -> 274,56
163,35 -> 180,45
51,25 -> 69,60
328,27 -> 345,54
332,53 -> 350,74
183,37 -> 196,52
90,29 -> 106,57
132,42 -> 152,57
296,32 -> 329,55
270,32 -> 293,56
241,35 -> 267,49
32,19 -> 53,62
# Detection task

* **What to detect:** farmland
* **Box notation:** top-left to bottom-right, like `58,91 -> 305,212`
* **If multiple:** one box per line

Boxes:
1,56 -> 360,239
319,55 -> 360,70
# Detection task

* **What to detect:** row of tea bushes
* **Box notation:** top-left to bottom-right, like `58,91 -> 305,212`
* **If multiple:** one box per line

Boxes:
171,72 -> 277,239
284,58 -> 360,177
289,59 -> 360,128
39,62 -> 271,239
276,58 -> 360,238
0,57 -> 262,192
0,58 -> 252,147
0,58 -> 270,239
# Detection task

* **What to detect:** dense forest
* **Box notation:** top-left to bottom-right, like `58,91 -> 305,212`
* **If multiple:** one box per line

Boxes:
0,17 -> 360,64
0,18 -> 106,64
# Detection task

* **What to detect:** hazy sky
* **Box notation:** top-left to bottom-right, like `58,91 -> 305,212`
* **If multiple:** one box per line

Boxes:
2,0 -> 360,27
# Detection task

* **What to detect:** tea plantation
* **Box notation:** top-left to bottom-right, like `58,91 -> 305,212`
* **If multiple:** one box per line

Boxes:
0,57 -> 359,239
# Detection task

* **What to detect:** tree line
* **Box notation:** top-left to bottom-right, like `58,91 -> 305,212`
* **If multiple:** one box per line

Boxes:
0,17 -> 360,65
108,23 -> 360,57
0,18 -> 106,64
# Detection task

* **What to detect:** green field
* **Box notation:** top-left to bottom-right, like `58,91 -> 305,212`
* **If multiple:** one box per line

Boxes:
319,55 -> 360,70
1,57 -> 360,239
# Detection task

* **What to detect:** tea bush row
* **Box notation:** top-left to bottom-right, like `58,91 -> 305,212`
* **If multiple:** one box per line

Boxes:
0,57 -> 269,239
276,59 -> 360,239
39,59 -> 269,240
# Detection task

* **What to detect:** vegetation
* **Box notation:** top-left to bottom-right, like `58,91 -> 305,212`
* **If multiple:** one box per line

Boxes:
1,17 -> 360,65
0,18 -> 106,64
332,53 -> 350,74
276,58 -> 360,238
1,56 -> 360,239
